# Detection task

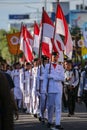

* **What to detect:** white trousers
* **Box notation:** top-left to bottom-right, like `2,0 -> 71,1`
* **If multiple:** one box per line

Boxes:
47,93 -> 62,125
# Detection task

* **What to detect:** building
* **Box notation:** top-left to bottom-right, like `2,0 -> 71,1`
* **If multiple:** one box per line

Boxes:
51,0 -> 87,28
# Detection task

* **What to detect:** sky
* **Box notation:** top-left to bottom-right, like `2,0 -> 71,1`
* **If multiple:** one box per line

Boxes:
0,0 -> 85,30
0,0 -> 56,30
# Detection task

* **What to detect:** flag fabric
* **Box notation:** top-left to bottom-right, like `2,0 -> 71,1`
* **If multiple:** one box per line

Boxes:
27,28 -> 33,47
42,9 -> 54,38
55,4 -> 73,59
58,51 -> 64,62
83,31 -> 87,47
51,38 -> 64,62
33,22 -> 40,55
33,21 -> 52,58
82,46 -> 87,56
41,8 -> 64,59
6,32 -> 22,55
42,36 -> 52,58
55,34 -> 64,51
20,25 -> 34,62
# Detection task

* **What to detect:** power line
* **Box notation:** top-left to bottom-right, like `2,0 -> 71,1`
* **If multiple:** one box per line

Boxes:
0,1 -> 54,5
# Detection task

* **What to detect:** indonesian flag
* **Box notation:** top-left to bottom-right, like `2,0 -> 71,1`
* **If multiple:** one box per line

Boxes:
20,25 -> 34,62
26,28 -> 33,47
42,36 -> 52,58
42,8 -> 54,38
55,34 -> 64,51
55,4 -> 73,59
39,8 -> 54,58
33,22 -> 40,55
38,24 -> 52,58
51,38 -> 64,62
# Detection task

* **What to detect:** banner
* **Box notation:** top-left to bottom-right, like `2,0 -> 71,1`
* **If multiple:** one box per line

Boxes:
6,32 -> 22,55
82,46 -> 87,56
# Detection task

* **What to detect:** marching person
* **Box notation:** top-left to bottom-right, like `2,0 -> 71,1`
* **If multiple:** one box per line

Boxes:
11,62 -> 22,111
45,52 -> 64,129
36,55 -> 48,122
32,58 -> 39,117
22,62 -> 32,114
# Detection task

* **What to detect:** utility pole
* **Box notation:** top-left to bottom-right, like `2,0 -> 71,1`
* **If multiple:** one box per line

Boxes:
44,0 -> 47,11
82,0 -> 85,10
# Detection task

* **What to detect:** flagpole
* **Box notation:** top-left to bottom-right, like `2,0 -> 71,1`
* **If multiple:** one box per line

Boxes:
39,7 -> 44,60
13,30 -> 19,63
47,0 -> 59,85
20,23 -> 26,110
37,7 -> 44,108
33,21 -> 37,56
12,30 -> 17,63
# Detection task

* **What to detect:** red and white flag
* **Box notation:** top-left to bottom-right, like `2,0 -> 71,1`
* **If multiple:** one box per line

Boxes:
42,36 -> 52,58
38,8 -> 54,58
33,22 -> 40,55
55,4 -> 73,58
20,25 -> 34,62
55,34 -> 64,51
42,8 -> 54,38
51,38 -> 64,62
26,28 -> 33,47
38,23 -> 52,58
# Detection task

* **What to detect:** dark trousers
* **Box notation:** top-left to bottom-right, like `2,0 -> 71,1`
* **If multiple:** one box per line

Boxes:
62,87 -> 68,109
82,90 -> 87,109
68,89 -> 76,115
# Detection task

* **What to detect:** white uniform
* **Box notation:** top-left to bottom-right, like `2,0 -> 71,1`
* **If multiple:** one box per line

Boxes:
11,69 -> 22,109
37,65 -> 48,119
45,63 -> 64,125
22,69 -> 31,112
32,66 -> 38,114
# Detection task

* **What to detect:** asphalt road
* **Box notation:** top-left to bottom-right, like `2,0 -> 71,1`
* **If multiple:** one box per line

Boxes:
14,113 -> 87,130
14,102 -> 87,130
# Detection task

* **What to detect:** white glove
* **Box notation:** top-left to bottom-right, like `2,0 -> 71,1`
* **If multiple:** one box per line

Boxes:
48,74 -> 53,79
39,76 -> 43,80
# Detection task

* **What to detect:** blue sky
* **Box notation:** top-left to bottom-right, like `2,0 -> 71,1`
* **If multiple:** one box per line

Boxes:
0,0 -> 56,30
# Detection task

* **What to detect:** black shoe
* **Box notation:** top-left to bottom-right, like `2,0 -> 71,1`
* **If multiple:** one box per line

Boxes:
34,114 -> 37,118
44,118 -> 48,122
71,113 -> 74,115
39,117 -> 42,122
55,125 -> 64,129
67,114 -> 71,117
22,108 -> 27,113
47,122 -> 53,128
41,118 -> 45,124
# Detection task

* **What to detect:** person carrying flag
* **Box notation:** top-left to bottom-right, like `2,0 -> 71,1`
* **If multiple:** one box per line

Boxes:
45,52 -> 64,129
36,55 -> 49,122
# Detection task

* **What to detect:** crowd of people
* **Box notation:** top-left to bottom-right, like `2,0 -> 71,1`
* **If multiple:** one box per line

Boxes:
0,53 -> 87,130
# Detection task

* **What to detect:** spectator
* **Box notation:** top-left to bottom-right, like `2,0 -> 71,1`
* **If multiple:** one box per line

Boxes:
64,60 -> 79,117
78,66 -> 87,110
0,71 -> 18,130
